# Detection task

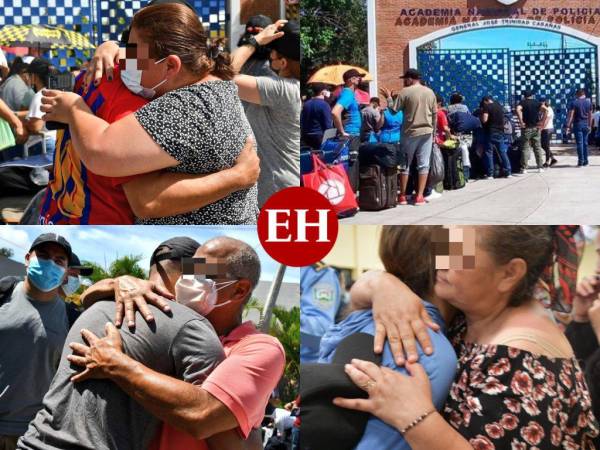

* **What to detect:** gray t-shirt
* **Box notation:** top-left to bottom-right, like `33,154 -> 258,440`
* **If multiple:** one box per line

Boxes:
0,75 -> 34,111
0,282 -> 68,436
18,300 -> 224,450
240,59 -> 275,112
246,75 -> 300,207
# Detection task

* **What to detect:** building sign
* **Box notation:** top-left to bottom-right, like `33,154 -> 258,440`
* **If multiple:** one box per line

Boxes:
396,7 -> 600,26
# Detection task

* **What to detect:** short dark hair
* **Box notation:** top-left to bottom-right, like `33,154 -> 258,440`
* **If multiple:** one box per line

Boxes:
204,237 -> 261,289
370,97 -> 380,105
450,93 -> 463,105
482,95 -> 493,103
576,88 -> 586,97
435,93 -> 444,105
310,83 -> 330,96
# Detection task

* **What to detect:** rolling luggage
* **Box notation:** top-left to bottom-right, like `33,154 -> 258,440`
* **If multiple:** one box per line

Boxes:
357,143 -> 398,211
358,165 -> 397,211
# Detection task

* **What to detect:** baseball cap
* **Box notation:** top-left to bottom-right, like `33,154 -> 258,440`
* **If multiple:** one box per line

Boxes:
343,68 -> 363,82
29,233 -> 72,259
69,253 -> 94,276
399,68 -> 421,79
523,89 -> 534,97
149,237 -> 201,267
267,20 -> 300,62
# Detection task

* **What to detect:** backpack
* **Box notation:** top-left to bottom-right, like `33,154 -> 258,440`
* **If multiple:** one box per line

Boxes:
448,111 -> 482,134
300,264 -> 341,363
0,276 -> 81,327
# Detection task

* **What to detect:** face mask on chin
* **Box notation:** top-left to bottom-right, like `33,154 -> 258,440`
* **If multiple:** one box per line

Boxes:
121,57 -> 168,99
174,276 -> 239,316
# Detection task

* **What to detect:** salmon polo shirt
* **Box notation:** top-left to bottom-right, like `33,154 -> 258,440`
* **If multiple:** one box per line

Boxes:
150,321 -> 286,449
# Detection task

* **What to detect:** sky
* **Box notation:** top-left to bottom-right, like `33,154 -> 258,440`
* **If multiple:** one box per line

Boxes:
0,225 -> 299,284
439,27 -> 592,51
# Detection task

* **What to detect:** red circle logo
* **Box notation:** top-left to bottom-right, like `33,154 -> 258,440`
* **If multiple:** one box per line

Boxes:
258,187 -> 338,267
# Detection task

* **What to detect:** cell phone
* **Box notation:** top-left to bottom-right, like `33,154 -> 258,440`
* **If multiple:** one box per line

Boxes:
45,72 -> 75,131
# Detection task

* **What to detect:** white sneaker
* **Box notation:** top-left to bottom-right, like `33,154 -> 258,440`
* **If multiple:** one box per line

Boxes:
506,174 -> 513,178
425,190 -> 442,201
518,169 -> 528,175
537,167 -> 545,173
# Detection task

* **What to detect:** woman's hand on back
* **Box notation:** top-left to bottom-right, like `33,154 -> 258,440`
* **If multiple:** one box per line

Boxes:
83,40 -> 121,92
40,90 -> 90,123
352,270 -> 440,365
333,359 -> 435,432
232,136 -> 260,189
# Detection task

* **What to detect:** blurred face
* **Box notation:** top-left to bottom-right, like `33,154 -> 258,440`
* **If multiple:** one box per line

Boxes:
432,226 -> 510,313
124,26 -> 174,96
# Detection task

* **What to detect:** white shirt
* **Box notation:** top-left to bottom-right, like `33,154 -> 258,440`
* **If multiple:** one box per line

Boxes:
544,106 -> 554,130
592,111 -> 600,128
26,90 -> 56,139
0,49 -> 7,69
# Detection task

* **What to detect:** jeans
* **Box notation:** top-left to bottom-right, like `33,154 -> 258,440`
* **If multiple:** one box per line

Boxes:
400,133 -> 433,175
573,123 -> 590,165
521,127 -> 545,170
541,129 -> 554,161
485,132 -> 511,176
291,425 -> 300,450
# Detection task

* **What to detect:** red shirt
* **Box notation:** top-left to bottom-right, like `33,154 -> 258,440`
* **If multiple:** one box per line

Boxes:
436,109 -> 449,146
39,67 -> 148,224
150,322 -> 286,449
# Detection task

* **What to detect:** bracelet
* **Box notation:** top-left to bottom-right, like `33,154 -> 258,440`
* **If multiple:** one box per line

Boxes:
399,408 -> 436,434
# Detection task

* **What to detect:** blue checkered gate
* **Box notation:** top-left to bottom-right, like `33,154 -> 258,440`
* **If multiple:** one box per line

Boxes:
417,48 -> 511,112
0,0 -> 227,69
418,46 -> 598,137
511,48 -> 597,137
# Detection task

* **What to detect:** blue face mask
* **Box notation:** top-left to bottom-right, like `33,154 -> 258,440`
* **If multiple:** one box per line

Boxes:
27,256 -> 67,293
61,275 -> 81,296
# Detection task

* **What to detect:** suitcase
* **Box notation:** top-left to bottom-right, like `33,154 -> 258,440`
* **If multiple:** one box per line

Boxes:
358,164 -> 398,211
442,147 -> 466,190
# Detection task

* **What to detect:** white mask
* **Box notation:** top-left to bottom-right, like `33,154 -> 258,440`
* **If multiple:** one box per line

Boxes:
61,275 -> 81,296
121,57 -> 168,99
322,90 -> 331,98
174,276 -> 238,316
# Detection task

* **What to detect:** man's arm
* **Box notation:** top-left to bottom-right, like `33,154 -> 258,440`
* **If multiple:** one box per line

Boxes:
331,104 -> 347,136
516,104 -> 524,127
0,98 -> 27,143
122,139 -> 259,219
566,109 -> 574,130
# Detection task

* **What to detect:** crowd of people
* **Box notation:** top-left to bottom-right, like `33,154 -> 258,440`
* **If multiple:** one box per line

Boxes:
301,66 -> 598,208
0,231 -> 290,450
0,0 -> 300,224
300,225 -> 600,449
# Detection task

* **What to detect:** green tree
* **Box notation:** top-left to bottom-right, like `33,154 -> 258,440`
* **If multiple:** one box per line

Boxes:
108,255 -> 147,279
301,0 -> 368,84
0,248 -> 14,258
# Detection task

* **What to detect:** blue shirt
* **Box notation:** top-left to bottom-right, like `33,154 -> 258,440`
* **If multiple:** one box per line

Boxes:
379,109 -> 404,144
336,88 -> 362,135
569,97 -> 592,127
301,97 -> 333,139
319,302 -> 457,450
300,266 -> 341,363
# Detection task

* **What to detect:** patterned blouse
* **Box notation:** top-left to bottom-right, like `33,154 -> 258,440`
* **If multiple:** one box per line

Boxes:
134,80 -> 258,225
443,320 -> 599,449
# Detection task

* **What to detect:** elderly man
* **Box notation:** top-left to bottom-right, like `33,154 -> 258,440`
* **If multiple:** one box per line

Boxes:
50,236 -> 285,450
0,234 -> 72,450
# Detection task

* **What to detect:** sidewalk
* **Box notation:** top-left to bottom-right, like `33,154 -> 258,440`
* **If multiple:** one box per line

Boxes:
342,146 -> 600,224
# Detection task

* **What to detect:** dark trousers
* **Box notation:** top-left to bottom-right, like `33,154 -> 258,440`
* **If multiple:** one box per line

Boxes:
541,129 -> 554,161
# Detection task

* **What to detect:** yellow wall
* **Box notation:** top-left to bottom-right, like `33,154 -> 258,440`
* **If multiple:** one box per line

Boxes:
324,225 -> 599,281
323,225 -> 383,278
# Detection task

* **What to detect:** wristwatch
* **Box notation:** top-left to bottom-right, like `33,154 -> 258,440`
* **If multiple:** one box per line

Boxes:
247,35 -> 260,50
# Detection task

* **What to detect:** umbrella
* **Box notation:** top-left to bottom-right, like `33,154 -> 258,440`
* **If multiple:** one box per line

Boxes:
0,25 -> 94,50
308,64 -> 372,86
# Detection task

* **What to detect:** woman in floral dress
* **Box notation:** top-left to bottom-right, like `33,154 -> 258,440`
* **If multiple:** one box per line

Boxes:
336,225 -> 599,449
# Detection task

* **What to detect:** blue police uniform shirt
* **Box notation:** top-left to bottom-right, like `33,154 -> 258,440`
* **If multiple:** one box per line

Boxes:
319,301 -> 457,450
300,266 -> 341,363
336,88 -> 362,136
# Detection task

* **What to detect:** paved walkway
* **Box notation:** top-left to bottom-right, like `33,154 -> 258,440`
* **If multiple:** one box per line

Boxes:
341,146 -> 600,224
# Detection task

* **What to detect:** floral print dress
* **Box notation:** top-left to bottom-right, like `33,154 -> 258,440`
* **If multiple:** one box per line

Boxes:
443,321 -> 599,449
